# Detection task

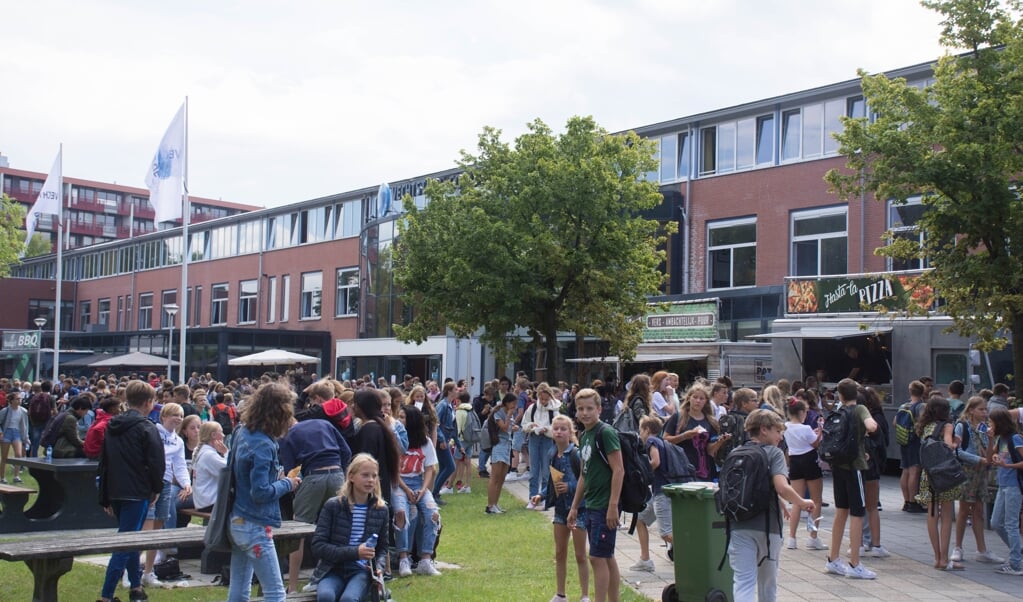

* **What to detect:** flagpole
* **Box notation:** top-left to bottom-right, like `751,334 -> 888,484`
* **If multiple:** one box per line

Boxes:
52,143 -> 63,384
178,96 -> 190,385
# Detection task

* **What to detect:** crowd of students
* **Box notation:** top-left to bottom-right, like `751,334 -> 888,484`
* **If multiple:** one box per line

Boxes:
5,367 -> 1023,602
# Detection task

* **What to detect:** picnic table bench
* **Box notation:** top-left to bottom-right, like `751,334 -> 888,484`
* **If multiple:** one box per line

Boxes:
5,457 -> 116,532
0,520 -> 315,602
0,482 -> 38,516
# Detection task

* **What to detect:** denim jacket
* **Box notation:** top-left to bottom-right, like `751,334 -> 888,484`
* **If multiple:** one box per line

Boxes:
544,443 -> 583,516
231,425 -> 293,527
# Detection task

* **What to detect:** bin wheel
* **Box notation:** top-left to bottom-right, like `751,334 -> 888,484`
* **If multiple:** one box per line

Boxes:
661,583 -> 679,602
706,588 -> 728,602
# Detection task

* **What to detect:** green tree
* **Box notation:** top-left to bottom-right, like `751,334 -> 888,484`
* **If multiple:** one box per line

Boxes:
0,194 -> 28,277
23,232 -> 53,258
826,0 -> 1023,390
394,116 -> 669,381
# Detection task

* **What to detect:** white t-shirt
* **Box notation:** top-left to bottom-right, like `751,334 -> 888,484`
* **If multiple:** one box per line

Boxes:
400,439 -> 439,478
783,422 -> 818,456
652,392 -> 669,417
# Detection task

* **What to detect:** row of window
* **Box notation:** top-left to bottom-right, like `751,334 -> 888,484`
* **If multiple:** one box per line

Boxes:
79,268 -> 360,332
707,199 -> 926,290
650,93 -> 869,182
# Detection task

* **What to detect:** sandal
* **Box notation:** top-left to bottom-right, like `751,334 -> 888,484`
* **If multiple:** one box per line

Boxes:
940,562 -> 965,571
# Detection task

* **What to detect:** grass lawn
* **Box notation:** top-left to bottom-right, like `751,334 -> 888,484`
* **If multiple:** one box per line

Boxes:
1,472 -> 650,601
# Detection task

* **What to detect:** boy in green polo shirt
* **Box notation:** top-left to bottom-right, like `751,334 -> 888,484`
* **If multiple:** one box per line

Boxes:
568,388 -> 624,602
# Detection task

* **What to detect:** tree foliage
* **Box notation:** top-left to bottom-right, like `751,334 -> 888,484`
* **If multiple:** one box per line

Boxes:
0,195 -> 28,278
23,232 -> 52,258
394,116 -> 669,380
826,0 -> 1023,388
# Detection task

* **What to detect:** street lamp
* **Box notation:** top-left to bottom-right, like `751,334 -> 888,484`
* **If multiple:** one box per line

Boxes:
164,304 -> 179,383
33,317 -> 46,382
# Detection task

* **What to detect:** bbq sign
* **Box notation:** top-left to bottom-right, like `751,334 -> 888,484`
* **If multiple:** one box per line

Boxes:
2,331 -> 42,351
642,301 -> 719,342
786,273 -> 935,314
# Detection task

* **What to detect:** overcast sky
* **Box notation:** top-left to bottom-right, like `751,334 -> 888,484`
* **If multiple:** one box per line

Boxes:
2,1 -> 948,208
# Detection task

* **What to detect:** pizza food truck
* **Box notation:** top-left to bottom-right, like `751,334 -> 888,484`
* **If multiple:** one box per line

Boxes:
754,272 -> 1004,466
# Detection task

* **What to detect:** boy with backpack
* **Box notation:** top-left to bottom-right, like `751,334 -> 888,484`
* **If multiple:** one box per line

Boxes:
631,415 -> 696,572
824,378 -> 878,579
721,409 -> 813,602
714,388 -> 758,467
894,380 -> 927,513
568,388 -> 625,602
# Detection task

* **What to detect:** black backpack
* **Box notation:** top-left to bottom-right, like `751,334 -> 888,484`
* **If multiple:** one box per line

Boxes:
39,410 -> 70,449
654,438 -> 697,484
920,421 -> 967,499
594,422 -> 653,534
715,442 -> 778,569
865,409 -> 889,468
713,410 -> 748,465
28,393 -> 52,424
819,405 -> 860,465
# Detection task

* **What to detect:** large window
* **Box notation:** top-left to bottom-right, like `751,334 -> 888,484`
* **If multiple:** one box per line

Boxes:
281,275 -> 291,322
239,279 -> 258,324
98,298 -> 110,327
211,283 -> 228,326
781,97 -> 861,161
300,271 -> 322,319
791,207 -> 848,276
335,268 -> 360,317
160,290 -> 177,328
79,301 -> 91,330
193,286 -> 202,327
888,196 -> 928,271
708,218 -> 757,289
266,276 -> 277,323
699,114 -> 774,175
335,199 -> 362,239
138,293 -> 154,331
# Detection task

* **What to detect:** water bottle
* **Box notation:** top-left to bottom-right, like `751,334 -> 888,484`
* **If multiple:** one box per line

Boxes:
359,533 -> 378,568
46,446 -> 53,461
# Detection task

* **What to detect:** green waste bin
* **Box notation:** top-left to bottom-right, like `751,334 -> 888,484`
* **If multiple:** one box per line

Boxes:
661,482 -> 731,602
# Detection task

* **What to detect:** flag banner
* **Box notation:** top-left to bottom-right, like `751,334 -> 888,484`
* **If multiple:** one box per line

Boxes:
144,103 -> 186,224
25,148 -> 62,246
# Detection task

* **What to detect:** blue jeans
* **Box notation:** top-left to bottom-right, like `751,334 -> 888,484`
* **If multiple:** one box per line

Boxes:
527,435 -> 554,498
728,529 -> 782,602
992,485 -> 1023,570
478,446 -> 491,473
393,474 -> 440,556
433,442 -> 454,498
29,423 -> 44,458
229,516 -> 286,602
316,562 -> 369,602
101,499 -> 150,599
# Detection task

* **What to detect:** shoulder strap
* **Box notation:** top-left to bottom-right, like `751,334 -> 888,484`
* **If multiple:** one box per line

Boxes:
569,447 -> 581,479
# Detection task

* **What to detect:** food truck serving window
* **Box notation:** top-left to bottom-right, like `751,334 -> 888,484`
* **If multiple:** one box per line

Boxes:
748,327 -> 894,386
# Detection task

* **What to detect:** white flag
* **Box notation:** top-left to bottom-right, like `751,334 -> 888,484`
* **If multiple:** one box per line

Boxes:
144,103 -> 186,224
25,148 -> 62,247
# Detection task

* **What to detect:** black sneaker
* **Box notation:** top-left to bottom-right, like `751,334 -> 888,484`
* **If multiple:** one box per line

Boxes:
907,502 -> 927,513
129,588 -> 148,602
902,501 -> 911,512
479,470 -> 491,478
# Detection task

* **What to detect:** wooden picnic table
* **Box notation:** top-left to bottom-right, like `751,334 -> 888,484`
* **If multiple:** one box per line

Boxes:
0,520 -> 315,602
5,457 -> 116,532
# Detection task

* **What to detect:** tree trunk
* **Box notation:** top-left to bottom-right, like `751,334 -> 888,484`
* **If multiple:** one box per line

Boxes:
543,310 -> 560,384
1011,309 -> 1023,398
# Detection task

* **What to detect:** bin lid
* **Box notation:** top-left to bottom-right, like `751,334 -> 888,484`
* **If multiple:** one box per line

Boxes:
663,481 -> 718,499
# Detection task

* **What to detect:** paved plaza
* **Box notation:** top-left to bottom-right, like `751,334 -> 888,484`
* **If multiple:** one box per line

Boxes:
504,472 -> 1023,601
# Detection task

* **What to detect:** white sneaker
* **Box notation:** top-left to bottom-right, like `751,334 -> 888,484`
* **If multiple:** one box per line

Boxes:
458,486 -> 471,494
870,545 -> 891,558
415,559 -> 441,576
628,558 -> 655,572
785,536 -> 797,549
977,550 -> 1006,564
846,562 -> 877,579
580,597 -> 592,602
141,572 -> 163,587
122,571 -> 131,588
520,470 -> 531,479
550,595 -> 568,602
526,500 -> 537,510
398,557 -> 412,577
950,546 -> 963,562
996,563 -> 1023,575
825,557 -> 849,576
301,582 -> 319,592
439,486 -> 454,495
806,537 -> 827,550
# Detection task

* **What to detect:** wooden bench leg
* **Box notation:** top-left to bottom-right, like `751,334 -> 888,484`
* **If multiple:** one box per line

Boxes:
25,556 -> 73,602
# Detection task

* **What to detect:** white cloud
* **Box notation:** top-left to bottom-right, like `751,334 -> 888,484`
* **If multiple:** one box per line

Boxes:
1,0 -> 946,207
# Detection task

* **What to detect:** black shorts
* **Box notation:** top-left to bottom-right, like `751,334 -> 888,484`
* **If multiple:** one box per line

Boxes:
831,466 -> 866,517
861,459 -> 880,482
899,439 -> 921,469
788,450 -> 822,481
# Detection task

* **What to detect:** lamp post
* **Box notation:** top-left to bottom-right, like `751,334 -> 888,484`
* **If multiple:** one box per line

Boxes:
164,304 -> 179,383
33,317 -> 46,382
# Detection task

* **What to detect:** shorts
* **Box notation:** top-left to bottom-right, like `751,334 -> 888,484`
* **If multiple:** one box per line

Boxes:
512,429 -> 525,450
490,441 -> 511,465
637,493 -> 672,538
2,428 -> 21,442
899,440 -> 921,469
831,466 -> 866,518
585,508 -> 618,558
293,470 -> 345,523
861,459 -> 880,482
788,451 -> 822,481
147,481 -> 173,521
959,463 -> 992,504
553,508 -> 586,529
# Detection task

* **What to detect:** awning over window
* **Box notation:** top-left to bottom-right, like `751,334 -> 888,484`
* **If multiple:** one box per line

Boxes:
746,326 -> 893,340
565,353 -> 707,364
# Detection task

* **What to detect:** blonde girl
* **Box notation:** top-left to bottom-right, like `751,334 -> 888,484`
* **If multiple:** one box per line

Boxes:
783,400 -> 824,550
546,414 -> 590,602
951,396 -> 1001,564
664,385 -> 727,480
311,453 -> 390,601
